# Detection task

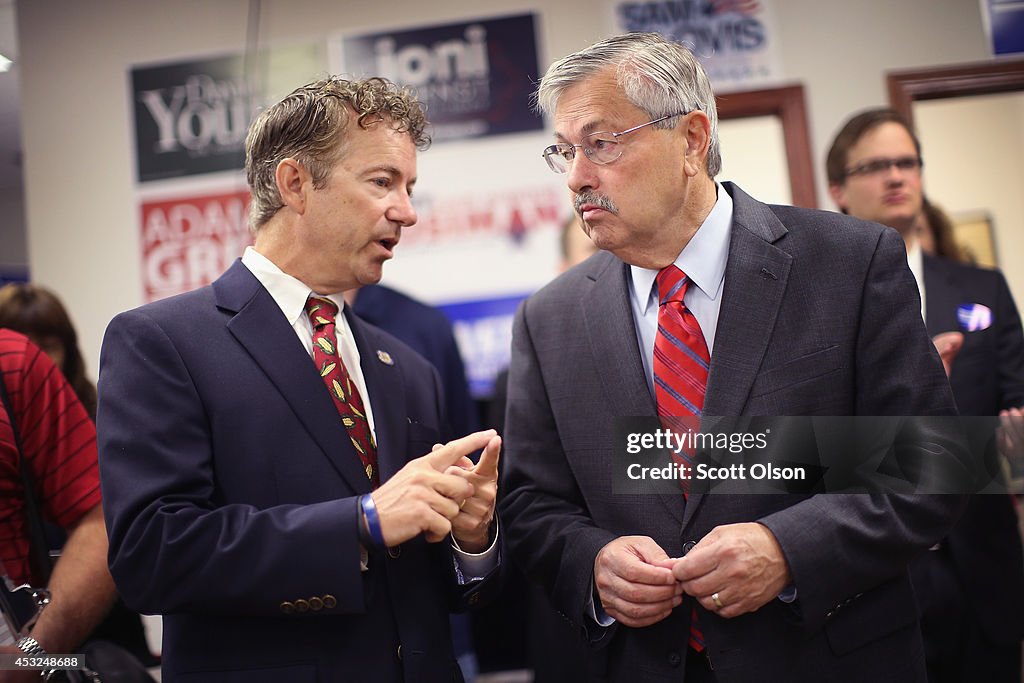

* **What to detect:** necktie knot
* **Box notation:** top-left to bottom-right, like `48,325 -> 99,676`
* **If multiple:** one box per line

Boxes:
305,296 -> 339,330
656,264 -> 689,306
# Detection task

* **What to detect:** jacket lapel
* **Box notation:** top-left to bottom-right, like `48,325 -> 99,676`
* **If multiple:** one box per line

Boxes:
703,183 -> 792,416
213,261 -> 372,495
922,255 -> 960,335
583,254 -> 685,525
582,254 -> 658,418
683,183 -> 792,531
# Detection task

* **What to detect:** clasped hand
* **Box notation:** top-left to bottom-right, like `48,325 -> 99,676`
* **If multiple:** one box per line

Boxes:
593,523 -> 791,627
369,429 -> 501,551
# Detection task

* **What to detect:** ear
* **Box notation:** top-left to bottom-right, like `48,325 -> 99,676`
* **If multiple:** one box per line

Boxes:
682,111 -> 711,178
275,158 -> 311,215
828,182 -> 847,211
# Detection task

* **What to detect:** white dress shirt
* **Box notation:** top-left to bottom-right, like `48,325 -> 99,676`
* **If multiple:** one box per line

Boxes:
241,247 -> 378,435
905,237 -> 927,321
240,247 -> 496,578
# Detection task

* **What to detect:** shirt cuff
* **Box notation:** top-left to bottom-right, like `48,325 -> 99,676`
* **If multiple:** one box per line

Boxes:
586,575 -> 616,626
450,524 -> 500,584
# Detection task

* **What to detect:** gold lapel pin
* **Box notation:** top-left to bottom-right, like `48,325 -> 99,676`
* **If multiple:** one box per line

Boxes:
376,350 -> 394,366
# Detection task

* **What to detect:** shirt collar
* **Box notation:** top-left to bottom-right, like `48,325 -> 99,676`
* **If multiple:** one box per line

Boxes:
630,182 -> 733,314
241,246 -> 347,325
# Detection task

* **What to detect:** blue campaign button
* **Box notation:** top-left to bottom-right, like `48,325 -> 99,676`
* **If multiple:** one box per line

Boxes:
957,303 -> 992,332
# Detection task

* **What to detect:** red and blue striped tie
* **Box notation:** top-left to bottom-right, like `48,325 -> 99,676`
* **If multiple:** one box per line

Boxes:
653,264 -> 710,651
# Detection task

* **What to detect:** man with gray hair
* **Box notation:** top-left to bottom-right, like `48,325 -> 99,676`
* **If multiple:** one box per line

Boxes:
501,33 -> 963,681
97,76 -> 500,682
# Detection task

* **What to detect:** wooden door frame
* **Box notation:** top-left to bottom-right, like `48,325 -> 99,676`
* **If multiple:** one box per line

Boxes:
716,84 -> 818,208
887,58 -> 1024,127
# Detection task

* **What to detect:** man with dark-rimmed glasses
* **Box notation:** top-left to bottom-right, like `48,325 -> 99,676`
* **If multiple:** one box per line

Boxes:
501,33 -> 965,682
828,107 -> 1024,683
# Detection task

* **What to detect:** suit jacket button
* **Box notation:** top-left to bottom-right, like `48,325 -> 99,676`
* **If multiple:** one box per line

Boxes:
323,595 -> 337,609
388,545 -> 402,559
682,541 -> 697,555
309,597 -> 324,611
668,650 -> 682,667
397,645 -> 402,660
280,601 -> 295,615
294,599 -> 310,613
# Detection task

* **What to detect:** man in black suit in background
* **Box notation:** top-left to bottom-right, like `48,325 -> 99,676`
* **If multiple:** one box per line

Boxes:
828,107 -> 1024,683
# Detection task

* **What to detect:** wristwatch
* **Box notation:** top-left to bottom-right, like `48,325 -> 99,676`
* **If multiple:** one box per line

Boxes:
15,635 -> 45,656
15,636 -> 55,680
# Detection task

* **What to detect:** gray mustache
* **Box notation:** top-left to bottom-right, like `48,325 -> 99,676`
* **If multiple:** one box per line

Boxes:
574,191 -> 618,215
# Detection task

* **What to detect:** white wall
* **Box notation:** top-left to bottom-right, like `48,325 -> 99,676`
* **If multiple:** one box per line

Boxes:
16,0 -> 1003,376
916,93 -> 1024,303
718,115 -> 791,205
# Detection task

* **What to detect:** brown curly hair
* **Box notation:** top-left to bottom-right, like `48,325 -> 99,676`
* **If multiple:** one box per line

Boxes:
245,76 -> 430,231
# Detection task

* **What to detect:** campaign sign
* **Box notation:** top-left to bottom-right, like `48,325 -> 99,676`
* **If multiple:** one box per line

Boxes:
140,189 -> 253,302
989,0 -> 1024,55
440,294 -> 528,398
0,267 -> 28,287
613,0 -> 780,86
336,13 -> 543,142
132,55 -> 260,182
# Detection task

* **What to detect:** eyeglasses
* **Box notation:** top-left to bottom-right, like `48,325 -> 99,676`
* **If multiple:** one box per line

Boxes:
542,112 -> 687,174
844,156 -> 923,179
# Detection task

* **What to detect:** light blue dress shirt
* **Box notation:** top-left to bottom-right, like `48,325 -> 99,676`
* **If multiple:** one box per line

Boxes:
629,183 -> 732,395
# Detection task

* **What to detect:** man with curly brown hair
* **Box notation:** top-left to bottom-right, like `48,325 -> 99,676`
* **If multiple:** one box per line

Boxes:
97,77 -> 501,683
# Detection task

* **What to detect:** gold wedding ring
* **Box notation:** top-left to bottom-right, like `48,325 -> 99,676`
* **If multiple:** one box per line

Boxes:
711,592 -> 723,610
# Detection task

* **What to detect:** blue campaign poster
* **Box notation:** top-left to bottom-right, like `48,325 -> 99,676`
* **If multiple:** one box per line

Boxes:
439,293 -> 529,398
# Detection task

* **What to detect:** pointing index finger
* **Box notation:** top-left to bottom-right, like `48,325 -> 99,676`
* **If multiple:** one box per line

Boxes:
425,430 -> 498,471
473,435 -> 502,479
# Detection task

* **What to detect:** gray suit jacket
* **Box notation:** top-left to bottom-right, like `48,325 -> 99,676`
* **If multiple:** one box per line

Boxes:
500,183 -> 964,683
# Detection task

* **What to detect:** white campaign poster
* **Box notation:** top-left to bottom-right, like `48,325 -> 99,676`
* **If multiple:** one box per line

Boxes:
611,0 -> 782,89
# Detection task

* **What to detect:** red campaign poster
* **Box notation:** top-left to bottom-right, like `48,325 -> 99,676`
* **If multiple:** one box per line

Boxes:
140,189 -> 252,302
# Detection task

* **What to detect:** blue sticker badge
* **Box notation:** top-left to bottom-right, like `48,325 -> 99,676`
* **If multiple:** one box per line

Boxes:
957,303 -> 992,332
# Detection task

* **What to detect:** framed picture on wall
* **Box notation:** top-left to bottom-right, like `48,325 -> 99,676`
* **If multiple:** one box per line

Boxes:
952,212 -> 998,268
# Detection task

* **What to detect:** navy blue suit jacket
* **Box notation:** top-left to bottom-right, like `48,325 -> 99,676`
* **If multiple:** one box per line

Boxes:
924,254 -> 1024,414
353,285 -> 478,441
97,261 -> 491,683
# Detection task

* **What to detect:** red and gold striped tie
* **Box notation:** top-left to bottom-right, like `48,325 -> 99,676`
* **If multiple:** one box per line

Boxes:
653,265 -> 711,651
305,296 -> 379,488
